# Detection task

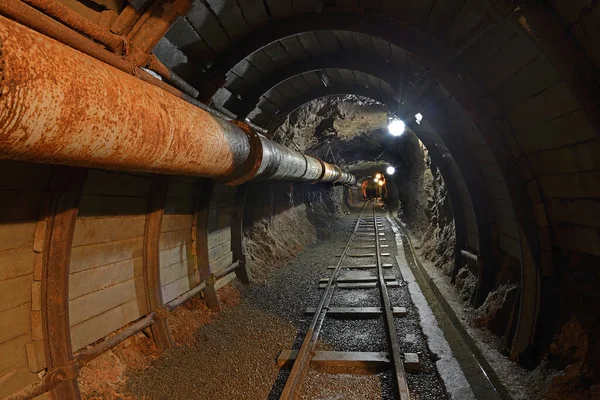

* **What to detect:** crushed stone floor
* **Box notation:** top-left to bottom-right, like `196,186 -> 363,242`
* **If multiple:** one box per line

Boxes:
124,208 -> 449,399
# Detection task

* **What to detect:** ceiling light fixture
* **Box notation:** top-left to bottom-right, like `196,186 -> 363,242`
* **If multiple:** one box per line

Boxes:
415,113 -> 423,125
388,119 -> 405,136
386,166 -> 395,175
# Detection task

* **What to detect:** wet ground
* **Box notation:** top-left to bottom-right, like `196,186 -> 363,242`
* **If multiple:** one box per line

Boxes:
124,207 -> 450,399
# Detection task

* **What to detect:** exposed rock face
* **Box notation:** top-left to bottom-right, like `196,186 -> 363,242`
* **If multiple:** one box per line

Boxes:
274,95 -> 388,153
471,282 -> 519,336
419,158 -> 456,275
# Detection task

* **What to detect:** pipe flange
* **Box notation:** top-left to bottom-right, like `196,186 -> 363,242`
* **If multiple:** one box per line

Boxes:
224,121 -> 264,186
313,157 -> 327,184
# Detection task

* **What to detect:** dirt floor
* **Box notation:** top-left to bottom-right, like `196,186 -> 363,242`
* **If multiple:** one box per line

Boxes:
83,206 -> 450,399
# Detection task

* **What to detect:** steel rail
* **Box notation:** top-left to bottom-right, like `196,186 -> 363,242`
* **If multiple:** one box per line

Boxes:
280,201 -> 370,399
373,205 -> 410,399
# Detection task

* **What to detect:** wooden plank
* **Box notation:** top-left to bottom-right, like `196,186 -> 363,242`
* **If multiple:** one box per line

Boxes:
78,194 -> 148,217
72,216 -> 146,247
0,248 -> 35,282
82,170 -> 152,197
0,221 -> 37,252
404,353 -> 421,373
69,277 -> 143,326
161,214 -> 193,233
319,276 -> 397,283
329,263 -> 393,269
305,306 -> 407,318
297,32 -> 325,56
70,236 -> 143,273
0,275 -> 31,313
160,259 -> 193,287
0,190 -> 45,222
69,256 -> 143,301
70,298 -> 146,352
160,229 -> 192,250
0,367 -> 39,399
209,240 -> 231,260
161,273 -> 195,303
211,251 -> 234,274
0,161 -> 53,191
0,333 -> 31,376
0,303 -> 31,344
159,244 -> 193,267
319,281 -> 400,289
278,350 -> 390,371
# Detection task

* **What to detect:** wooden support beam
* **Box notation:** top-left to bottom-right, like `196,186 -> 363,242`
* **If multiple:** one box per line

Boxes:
143,175 -> 173,349
232,183 -> 250,283
277,350 -> 390,372
328,264 -> 393,269
41,166 -> 87,399
305,307 -> 407,318
318,277 -> 397,283
194,179 -> 220,311
319,281 -> 400,289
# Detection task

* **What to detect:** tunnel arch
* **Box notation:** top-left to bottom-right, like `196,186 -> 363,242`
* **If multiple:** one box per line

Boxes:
197,10 -> 586,358
182,4 -> 600,359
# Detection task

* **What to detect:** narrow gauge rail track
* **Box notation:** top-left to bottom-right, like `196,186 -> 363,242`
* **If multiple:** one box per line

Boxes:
278,201 -> 420,399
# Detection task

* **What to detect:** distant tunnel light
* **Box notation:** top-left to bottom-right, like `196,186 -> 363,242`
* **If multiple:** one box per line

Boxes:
415,113 -> 423,125
388,119 -> 405,136
375,173 -> 382,180
378,180 -> 384,186
386,166 -> 395,175
373,178 -> 379,183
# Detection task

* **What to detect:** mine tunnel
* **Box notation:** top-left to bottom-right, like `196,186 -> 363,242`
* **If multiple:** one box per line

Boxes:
0,1 -> 599,399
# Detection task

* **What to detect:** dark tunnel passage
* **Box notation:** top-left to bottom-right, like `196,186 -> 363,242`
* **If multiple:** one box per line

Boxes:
0,1 -> 599,399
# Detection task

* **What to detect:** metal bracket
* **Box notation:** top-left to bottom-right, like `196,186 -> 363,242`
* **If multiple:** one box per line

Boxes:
206,273 -> 217,287
224,121 -> 264,186
154,306 -> 170,320
47,359 -> 80,384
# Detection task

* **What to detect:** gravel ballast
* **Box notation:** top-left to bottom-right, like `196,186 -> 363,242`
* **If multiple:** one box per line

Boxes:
124,206 -> 452,399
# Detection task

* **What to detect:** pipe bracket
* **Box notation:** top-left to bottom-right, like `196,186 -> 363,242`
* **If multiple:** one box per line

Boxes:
224,121 -> 264,186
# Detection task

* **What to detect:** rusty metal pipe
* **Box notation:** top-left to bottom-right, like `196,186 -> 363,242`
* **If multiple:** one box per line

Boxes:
0,17 -> 355,185
20,0 -> 125,53
0,0 -> 184,98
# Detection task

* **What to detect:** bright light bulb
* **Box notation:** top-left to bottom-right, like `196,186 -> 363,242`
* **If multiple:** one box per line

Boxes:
375,173 -> 382,179
378,180 -> 384,186
386,166 -> 395,175
388,119 -> 405,136
373,178 -> 379,183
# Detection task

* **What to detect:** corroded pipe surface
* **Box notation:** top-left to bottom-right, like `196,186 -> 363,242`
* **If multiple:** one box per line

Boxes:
0,17 -> 355,185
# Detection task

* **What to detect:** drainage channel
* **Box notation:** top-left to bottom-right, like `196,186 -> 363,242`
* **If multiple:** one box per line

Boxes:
388,214 -> 512,400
